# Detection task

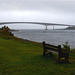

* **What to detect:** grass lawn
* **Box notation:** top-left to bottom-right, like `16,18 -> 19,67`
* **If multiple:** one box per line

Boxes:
0,31 -> 75,75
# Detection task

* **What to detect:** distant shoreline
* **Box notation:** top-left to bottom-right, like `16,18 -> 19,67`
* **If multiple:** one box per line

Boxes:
10,29 -> 19,31
56,29 -> 75,30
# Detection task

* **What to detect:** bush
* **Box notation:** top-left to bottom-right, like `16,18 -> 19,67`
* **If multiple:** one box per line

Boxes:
0,30 -> 13,36
62,42 -> 70,53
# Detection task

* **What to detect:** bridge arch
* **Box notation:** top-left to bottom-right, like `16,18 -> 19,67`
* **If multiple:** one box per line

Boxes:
0,22 -> 74,30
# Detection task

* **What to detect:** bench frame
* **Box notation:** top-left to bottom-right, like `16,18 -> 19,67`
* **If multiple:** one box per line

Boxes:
43,41 -> 69,63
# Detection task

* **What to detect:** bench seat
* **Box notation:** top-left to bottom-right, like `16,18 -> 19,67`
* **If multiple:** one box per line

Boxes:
47,50 -> 59,54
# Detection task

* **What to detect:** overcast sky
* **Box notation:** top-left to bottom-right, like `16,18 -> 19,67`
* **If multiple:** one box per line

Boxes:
0,0 -> 75,29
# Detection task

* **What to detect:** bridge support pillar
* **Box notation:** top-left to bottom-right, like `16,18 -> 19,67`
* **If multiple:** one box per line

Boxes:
45,25 -> 48,30
53,25 -> 54,30
69,26 -> 70,27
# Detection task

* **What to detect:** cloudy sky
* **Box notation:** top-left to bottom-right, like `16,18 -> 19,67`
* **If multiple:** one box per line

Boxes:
0,0 -> 75,29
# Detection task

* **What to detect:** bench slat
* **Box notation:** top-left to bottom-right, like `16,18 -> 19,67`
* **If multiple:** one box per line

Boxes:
46,46 -> 59,51
47,50 -> 59,54
45,43 -> 58,48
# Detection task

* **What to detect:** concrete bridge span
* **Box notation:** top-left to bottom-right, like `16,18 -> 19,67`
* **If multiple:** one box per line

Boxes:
0,22 -> 74,30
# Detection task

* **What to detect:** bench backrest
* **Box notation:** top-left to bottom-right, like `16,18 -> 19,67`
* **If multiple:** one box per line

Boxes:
43,41 -> 61,53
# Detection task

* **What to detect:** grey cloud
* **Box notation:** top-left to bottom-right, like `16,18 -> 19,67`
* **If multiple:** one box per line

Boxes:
0,0 -> 75,27
0,0 -> 75,12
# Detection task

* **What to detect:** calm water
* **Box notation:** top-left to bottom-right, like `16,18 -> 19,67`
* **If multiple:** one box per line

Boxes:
12,29 -> 75,48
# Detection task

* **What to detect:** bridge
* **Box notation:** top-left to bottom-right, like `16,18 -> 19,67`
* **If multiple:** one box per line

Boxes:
0,22 -> 74,30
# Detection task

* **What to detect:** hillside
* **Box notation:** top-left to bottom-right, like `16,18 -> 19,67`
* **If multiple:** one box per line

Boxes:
65,26 -> 75,30
0,30 -> 75,75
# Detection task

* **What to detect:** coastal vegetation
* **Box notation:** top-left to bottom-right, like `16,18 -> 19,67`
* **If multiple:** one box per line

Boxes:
0,27 -> 75,75
57,26 -> 75,30
65,26 -> 75,30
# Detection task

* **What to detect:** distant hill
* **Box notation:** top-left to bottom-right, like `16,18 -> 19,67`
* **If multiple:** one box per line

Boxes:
58,26 -> 75,30
65,26 -> 75,30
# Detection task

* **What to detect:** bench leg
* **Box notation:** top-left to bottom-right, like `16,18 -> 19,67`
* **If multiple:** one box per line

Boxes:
43,51 -> 46,56
58,56 -> 61,63
49,52 -> 52,56
65,56 -> 69,63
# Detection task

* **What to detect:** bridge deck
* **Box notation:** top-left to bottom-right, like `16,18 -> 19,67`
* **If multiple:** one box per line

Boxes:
0,22 -> 74,26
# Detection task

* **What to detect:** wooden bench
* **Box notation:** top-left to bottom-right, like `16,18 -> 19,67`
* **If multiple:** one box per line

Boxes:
42,41 -> 69,63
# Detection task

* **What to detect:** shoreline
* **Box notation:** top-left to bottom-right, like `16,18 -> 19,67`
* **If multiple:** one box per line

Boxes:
14,35 -> 75,49
17,36 -> 42,44
11,30 -> 75,49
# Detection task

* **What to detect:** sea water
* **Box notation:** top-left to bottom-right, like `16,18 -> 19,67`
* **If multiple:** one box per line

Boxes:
12,29 -> 75,48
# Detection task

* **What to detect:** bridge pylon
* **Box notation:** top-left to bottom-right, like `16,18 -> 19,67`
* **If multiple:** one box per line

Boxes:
45,25 -> 48,30
53,25 -> 54,30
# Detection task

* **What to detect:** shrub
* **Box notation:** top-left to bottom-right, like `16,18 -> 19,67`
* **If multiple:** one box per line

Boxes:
62,42 -> 70,53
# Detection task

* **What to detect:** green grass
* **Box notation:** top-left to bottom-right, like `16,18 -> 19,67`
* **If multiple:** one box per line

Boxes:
0,31 -> 75,75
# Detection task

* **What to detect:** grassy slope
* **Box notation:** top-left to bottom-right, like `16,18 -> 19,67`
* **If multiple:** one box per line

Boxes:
0,31 -> 75,75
